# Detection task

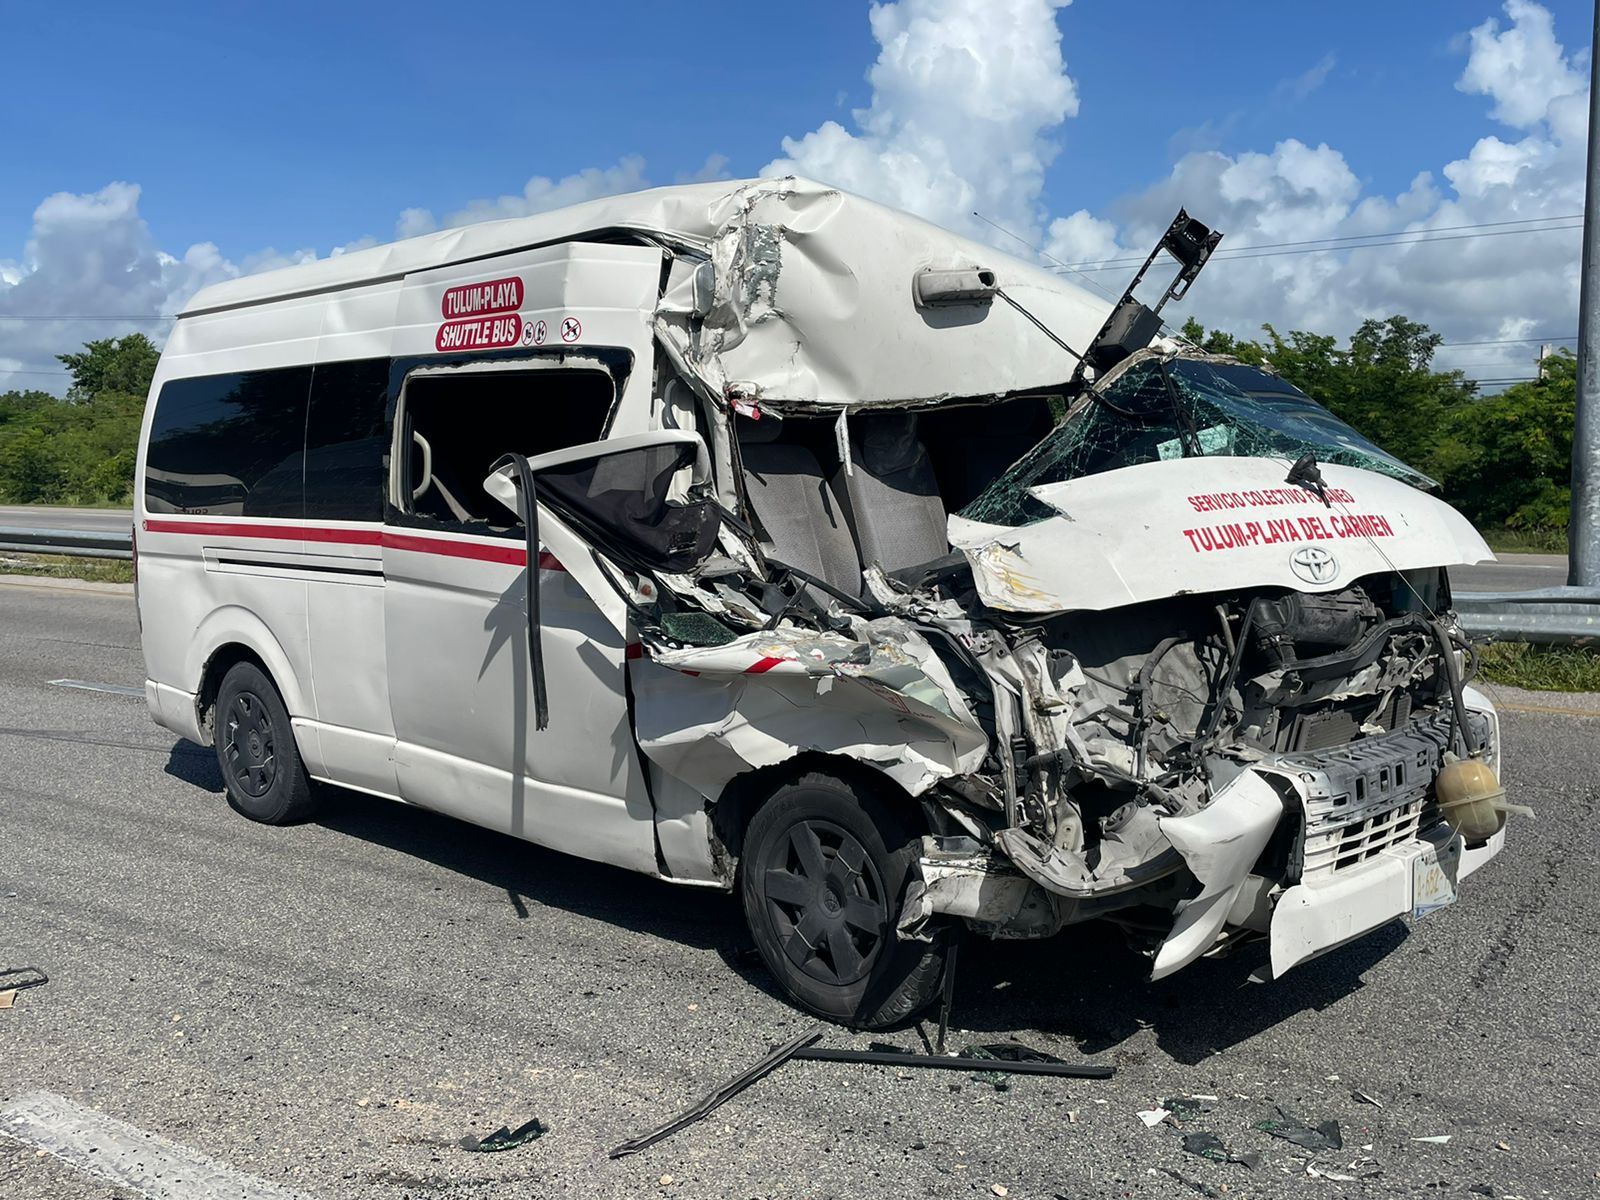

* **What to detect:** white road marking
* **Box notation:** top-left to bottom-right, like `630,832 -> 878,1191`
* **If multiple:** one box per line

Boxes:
0,1092 -> 312,1200
48,678 -> 145,698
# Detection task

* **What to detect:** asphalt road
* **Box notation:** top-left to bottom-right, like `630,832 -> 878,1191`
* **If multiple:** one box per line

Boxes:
1,578 -> 1596,1200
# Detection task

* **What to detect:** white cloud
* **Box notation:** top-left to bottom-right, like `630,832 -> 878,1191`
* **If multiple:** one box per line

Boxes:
762,0 -> 1077,245
1046,0 -> 1589,384
395,156 -> 651,237
0,183 -> 239,392
1282,52 -> 1338,102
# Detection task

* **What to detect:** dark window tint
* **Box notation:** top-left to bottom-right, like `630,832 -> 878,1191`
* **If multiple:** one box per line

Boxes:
305,358 -> 391,521
404,368 -> 614,527
144,367 -> 311,517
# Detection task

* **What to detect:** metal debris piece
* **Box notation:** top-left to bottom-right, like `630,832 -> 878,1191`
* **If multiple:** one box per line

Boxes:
1410,1134 -> 1453,1145
0,967 -> 48,993
1351,1089 -> 1384,1108
1255,1106 -> 1343,1151
610,1029 -> 822,1158
1138,1108 -> 1171,1127
792,1046 -> 1112,1080
460,1117 -> 547,1153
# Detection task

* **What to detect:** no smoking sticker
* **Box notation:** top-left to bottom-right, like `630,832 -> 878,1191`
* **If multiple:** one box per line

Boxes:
560,316 -> 582,343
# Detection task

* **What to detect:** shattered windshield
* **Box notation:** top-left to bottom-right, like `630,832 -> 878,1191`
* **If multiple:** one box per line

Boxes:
960,356 -> 1436,527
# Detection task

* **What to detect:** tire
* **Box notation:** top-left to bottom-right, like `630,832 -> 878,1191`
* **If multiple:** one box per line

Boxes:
213,661 -> 320,824
739,769 -> 947,1029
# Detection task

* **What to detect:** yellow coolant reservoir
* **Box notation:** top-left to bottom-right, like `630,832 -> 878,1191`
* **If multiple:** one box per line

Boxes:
1435,757 -> 1507,842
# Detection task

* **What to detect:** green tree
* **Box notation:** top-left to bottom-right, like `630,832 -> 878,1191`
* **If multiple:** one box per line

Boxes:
57,334 -> 159,405
0,426 -> 68,502
1434,351 -> 1575,532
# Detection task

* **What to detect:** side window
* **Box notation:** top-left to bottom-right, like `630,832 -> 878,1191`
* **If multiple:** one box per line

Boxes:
305,358 -> 391,521
400,367 -> 615,528
144,367 -> 312,517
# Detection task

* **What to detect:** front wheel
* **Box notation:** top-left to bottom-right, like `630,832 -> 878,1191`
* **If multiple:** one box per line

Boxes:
213,661 -> 320,824
739,770 -> 946,1028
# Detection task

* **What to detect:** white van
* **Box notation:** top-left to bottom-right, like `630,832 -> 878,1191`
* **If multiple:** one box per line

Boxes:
137,178 -> 1510,1027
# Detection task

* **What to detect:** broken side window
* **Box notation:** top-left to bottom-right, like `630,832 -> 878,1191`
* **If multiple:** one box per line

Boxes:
959,356 -> 1434,528
397,366 -> 614,528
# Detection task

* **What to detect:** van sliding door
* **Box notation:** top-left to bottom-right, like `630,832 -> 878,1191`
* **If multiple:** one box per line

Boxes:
381,359 -> 657,873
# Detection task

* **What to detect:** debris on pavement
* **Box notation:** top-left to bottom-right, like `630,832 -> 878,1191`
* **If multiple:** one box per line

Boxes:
1306,1163 -> 1359,1182
1181,1130 -> 1261,1169
1411,1134 -> 1454,1145
0,966 -> 48,1010
1351,1089 -> 1384,1108
1164,1095 -> 1216,1122
611,1029 -> 823,1158
1137,1107 -> 1172,1128
460,1117 -> 547,1152
1254,1106 -> 1343,1151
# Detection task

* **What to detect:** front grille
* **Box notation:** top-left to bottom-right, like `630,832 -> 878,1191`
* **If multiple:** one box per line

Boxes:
1274,710 -> 1452,881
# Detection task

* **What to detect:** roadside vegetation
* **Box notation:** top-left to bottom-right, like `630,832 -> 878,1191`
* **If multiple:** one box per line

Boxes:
1476,640 -> 1600,693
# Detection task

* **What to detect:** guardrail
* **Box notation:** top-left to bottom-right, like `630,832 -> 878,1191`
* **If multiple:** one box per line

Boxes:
0,525 -> 133,561
1454,587 -> 1600,646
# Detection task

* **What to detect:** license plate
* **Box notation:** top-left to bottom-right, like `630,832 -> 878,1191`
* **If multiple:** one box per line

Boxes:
1411,838 -> 1461,919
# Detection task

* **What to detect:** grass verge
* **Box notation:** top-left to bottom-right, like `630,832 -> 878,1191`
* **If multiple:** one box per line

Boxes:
1477,641 -> 1600,692
1481,527 -> 1569,555
0,553 -> 134,584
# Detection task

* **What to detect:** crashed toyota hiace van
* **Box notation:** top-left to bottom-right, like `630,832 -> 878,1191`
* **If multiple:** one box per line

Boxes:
136,177 -> 1511,1027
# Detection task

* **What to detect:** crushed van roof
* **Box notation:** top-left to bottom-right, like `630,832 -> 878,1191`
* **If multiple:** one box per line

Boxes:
183,178 -> 1115,410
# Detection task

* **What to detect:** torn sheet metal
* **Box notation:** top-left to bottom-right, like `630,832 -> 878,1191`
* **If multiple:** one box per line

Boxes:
1150,770 -> 1284,980
632,620 -> 987,802
949,457 -> 1493,615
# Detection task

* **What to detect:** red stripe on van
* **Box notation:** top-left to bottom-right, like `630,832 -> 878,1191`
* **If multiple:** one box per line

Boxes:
143,519 -> 383,545
745,656 -> 787,673
140,519 -> 562,571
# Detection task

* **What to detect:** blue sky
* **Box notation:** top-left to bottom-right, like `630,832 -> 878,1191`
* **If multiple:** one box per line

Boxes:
1,1 -> 1593,387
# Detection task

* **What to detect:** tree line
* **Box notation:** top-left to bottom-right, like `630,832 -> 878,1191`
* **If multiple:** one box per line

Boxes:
0,321 -> 1577,538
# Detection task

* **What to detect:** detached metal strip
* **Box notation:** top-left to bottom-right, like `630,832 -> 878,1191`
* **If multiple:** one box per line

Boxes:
49,679 -> 145,698
790,1046 -> 1114,1079
609,1028 -> 822,1158
0,1092 -> 313,1200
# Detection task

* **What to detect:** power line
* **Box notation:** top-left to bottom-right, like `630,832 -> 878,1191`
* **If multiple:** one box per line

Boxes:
1436,334 -> 1577,347
1056,216 -> 1583,273
1056,214 -> 1583,270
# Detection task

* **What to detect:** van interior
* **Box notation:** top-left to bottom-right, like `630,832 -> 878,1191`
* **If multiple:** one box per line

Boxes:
404,368 -> 614,525
736,395 -> 1054,596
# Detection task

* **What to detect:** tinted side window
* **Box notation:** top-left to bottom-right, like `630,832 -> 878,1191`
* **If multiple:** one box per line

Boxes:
144,367 -> 311,517
305,358 -> 391,521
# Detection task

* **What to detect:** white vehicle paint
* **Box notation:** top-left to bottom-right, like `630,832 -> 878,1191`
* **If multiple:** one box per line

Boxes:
135,177 -> 1512,1027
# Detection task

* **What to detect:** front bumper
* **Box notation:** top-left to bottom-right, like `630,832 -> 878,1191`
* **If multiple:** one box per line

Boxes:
1267,821 -> 1505,976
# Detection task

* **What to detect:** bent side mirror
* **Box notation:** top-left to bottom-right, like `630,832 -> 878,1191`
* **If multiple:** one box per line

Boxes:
483,430 -> 721,575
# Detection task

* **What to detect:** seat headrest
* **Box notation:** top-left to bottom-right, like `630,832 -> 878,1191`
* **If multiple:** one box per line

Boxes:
735,412 -> 786,445
851,412 -> 923,473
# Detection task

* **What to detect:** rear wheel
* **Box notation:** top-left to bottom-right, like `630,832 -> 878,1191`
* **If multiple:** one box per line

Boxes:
214,661 -> 319,824
740,770 -> 946,1028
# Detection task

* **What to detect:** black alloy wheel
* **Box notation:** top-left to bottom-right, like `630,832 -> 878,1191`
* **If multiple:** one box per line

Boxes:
740,769 -> 949,1028
223,689 -> 277,798
213,660 -> 319,824
760,817 -> 889,987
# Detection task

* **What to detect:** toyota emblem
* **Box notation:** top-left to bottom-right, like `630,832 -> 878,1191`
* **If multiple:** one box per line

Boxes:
1290,545 -> 1339,585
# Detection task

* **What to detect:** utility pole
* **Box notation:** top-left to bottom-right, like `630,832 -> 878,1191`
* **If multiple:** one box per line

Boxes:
1568,0 -> 1600,586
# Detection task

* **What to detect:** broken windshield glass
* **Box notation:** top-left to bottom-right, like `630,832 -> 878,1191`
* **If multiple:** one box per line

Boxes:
960,355 -> 1436,527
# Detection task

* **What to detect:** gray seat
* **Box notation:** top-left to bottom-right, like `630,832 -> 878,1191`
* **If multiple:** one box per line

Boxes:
842,414 -> 949,575
740,423 -> 863,596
